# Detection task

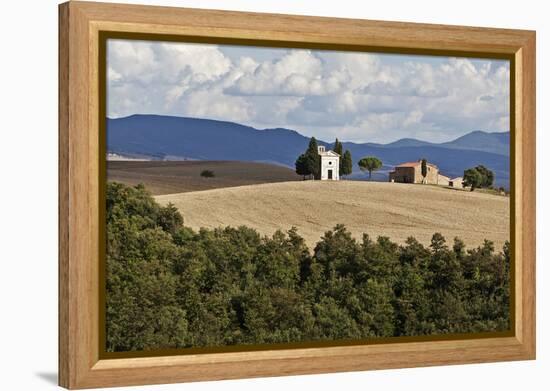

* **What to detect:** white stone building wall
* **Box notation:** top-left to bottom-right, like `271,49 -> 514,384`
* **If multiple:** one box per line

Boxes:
320,155 -> 339,180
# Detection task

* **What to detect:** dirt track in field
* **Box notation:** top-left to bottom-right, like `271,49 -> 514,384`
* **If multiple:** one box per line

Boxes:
156,181 -> 510,250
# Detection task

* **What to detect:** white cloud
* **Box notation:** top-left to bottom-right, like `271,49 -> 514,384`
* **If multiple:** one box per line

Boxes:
224,50 -> 350,96
107,39 -> 510,143
107,39 -> 233,117
182,88 -> 252,123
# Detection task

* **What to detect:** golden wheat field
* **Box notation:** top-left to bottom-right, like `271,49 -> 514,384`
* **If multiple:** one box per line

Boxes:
156,181 -> 510,250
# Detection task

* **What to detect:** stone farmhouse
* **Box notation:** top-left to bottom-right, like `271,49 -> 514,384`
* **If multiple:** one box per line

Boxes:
448,177 -> 464,188
318,146 -> 340,180
389,160 -> 463,188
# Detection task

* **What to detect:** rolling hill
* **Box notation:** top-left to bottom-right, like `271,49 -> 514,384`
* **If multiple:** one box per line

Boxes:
107,115 -> 307,166
362,130 -> 509,156
440,130 -> 510,155
156,181 -> 510,250
107,160 -> 301,195
107,115 -> 510,187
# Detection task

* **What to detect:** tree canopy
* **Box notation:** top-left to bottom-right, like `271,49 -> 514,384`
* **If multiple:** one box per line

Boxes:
463,165 -> 494,191
333,138 -> 343,159
106,182 -> 510,352
305,137 -> 321,180
332,138 -> 352,178
474,165 -> 495,188
358,156 -> 383,180
341,150 -> 353,177
295,154 -> 309,180
295,137 -> 321,180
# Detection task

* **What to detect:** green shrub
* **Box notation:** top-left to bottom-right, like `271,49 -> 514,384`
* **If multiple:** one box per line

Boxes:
200,169 -> 215,178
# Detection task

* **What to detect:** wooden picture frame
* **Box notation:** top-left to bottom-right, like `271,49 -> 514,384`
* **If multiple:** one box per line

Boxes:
59,1 -> 536,389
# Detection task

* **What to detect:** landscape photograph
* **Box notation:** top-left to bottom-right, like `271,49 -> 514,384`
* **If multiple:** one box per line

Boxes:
104,39 -> 511,353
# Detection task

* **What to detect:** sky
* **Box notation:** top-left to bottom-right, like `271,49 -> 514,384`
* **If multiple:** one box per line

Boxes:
107,39 -> 510,144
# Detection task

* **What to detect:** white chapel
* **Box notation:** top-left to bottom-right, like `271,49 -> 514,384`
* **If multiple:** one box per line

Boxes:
318,146 -> 340,180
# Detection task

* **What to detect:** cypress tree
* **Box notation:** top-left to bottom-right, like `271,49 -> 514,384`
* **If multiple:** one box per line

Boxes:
421,159 -> 428,184
341,150 -> 353,178
333,138 -> 343,171
304,137 -> 321,180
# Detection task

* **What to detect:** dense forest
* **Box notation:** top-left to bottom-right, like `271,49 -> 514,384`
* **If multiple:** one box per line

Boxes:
106,182 -> 510,352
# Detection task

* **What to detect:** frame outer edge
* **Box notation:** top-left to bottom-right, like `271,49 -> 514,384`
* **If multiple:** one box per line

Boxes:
59,2 -> 71,388
59,1 -> 536,388
522,31 -> 536,358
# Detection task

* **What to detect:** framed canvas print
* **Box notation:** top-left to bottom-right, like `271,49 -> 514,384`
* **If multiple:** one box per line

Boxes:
59,1 -> 536,389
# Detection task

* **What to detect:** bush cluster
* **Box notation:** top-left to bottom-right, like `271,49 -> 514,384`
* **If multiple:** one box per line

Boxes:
106,182 -> 510,352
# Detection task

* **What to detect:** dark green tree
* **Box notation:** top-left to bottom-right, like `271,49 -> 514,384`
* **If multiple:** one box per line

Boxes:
463,168 -> 483,191
333,138 -> 343,172
157,202 -> 184,234
341,150 -> 353,178
474,165 -> 495,188
463,165 -> 495,190
421,158 -> 428,184
295,153 -> 309,180
304,137 -> 321,180
358,156 -> 383,180
333,138 -> 343,157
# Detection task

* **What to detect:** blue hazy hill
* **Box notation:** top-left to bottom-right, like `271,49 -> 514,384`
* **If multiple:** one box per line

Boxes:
361,131 -> 509,156
107,115 -> 510,187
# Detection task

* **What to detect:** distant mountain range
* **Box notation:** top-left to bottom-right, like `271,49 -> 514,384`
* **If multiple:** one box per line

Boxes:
362,130 -> 510,156
107,114 -> 510,187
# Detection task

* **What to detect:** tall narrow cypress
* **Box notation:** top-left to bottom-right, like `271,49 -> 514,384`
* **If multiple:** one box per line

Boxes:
305,137 -> 321,179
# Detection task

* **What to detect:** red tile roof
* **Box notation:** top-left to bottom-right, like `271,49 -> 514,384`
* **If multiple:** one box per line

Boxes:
395,161 -> 420,167
395,161 -> 438,168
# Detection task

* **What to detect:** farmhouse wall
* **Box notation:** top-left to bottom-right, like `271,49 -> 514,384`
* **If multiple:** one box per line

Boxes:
437,174 -> 450,185
389,164 -> 440,184
389,166 -> 416,183
449,177 -> 464,188
424,165 -> 439,184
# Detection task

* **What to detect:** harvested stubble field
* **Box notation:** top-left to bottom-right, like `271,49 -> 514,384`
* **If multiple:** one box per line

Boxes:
107,160 -> 301,195
156,181 -> 510,250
